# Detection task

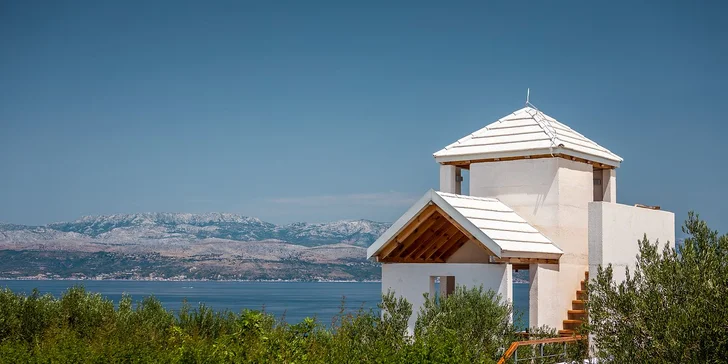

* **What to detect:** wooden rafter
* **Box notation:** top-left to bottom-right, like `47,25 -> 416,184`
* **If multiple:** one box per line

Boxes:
432,233 -> 468,261
406,224 -> 461,260
386,215 -> 442,259
450,237 -> 470,256
416,223 -> 460,260
431,205 -> 497,257
398,218 -> 451,258
381,257 -> 445,263
446,236 -> 471,260
377,205 -> 437,259
373,190 -> 565,264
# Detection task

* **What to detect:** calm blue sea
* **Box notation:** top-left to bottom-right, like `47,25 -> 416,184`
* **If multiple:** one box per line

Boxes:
0,280 -> 529,328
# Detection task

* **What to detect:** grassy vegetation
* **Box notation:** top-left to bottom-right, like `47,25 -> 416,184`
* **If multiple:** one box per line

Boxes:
3,213 -> 722,362
0,285 -> 552,363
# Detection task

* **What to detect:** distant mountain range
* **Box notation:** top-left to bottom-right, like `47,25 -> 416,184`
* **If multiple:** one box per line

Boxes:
0,213 -> 390,281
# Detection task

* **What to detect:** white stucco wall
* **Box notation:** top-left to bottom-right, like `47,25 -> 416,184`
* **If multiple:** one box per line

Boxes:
528,262 -> 587,330
470,158 -> 592,261
381,263 -> 512,334
588,202 -> 675,283
446,240 -> 491,263
601,169 -> 616,203
439,165 -> 461,194
470,158 -> 593,329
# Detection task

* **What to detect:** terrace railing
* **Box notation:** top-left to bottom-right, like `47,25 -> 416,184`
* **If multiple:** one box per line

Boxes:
497,336 -> 585,364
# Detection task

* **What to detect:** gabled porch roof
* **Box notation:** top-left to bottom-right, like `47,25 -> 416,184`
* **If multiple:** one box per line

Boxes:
367,190 -> 563,263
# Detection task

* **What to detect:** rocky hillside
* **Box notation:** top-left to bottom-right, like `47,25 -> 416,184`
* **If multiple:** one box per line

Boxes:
7,213 -> 389,247
0,214 -> 390,281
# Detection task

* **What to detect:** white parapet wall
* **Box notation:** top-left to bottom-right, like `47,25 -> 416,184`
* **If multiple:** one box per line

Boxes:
588,202 -> 675,284
381,263 -> 512,334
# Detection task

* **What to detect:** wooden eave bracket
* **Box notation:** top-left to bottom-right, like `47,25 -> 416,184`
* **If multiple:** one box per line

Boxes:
438,153 -> 617,170
491,257 -> 560,265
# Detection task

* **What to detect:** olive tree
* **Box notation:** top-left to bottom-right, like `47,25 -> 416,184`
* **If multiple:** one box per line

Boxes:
587,212 -> 728,363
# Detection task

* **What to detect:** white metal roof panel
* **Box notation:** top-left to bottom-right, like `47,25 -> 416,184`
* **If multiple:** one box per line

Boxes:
468,219 -> 540,233
435,140 -> 557,156
498,241 -> 564,255
433,106 -> 622,167
367,190 -> 563,260
480,229 -> 551,243
438,192 -> 556,245
453,208 -> 525,223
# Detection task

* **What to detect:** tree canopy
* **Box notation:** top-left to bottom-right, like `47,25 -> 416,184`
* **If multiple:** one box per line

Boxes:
587,212 -> 728,363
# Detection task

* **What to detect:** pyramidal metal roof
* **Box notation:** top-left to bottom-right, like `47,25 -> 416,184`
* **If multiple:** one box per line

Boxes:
367,190 -> 563,261
433,106 -> 623,167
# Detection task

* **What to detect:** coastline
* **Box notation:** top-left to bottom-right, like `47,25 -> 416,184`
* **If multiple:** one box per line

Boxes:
1,277 -> 529,284
0,277 -> 381,283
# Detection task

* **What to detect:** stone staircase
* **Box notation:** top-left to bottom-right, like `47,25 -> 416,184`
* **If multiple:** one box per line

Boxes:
558,271 -> 588,337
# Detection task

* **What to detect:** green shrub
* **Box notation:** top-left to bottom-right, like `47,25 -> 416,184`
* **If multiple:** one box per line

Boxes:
0,279 -> 524,362
415,285 -> 517,363
587,212 -> 728,363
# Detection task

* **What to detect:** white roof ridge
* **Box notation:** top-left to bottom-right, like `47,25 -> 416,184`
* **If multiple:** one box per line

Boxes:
524,104 -> 562,148
435,191 -> 500,202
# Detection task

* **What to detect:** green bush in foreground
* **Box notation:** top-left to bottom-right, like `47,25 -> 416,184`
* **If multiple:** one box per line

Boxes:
8,208 -> 719,364
0,285 -> 527,363
587,212 -> 728,363
416,286 -> 517,361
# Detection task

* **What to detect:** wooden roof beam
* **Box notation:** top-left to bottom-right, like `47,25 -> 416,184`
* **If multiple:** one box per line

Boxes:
418,223 -> 461,260
432,233 -> 468,261
377,205 -> 437,259
439,153 -> 615,170
431,204 -> 498,257
388,215 -> 444,258
380,257 -> 446,263
406,224 -> 461,260
491,257 -> 560,265
399,218 -> 452,259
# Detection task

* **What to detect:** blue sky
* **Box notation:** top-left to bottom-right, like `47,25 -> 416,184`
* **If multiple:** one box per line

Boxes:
1,0 -> 726,235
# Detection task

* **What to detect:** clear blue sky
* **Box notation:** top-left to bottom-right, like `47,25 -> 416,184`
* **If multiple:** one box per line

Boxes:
1,1 -> 726,235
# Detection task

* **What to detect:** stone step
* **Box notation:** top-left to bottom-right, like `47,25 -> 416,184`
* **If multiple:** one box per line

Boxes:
563,319 -> 583,325
558,329 -> 576,337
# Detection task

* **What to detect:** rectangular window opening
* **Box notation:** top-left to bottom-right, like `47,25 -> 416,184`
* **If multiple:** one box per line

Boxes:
430,276 -> 455,302
593,168 -> 604,202
513,268 -> 529,330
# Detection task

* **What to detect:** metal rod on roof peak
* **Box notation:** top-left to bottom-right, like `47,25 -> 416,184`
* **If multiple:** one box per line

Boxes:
526,88 -> 530,105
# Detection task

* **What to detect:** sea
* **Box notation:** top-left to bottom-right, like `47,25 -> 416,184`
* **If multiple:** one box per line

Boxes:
0,280 -> 530,329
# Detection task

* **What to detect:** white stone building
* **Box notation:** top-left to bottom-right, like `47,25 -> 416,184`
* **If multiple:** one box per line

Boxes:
367,105 -> 675,335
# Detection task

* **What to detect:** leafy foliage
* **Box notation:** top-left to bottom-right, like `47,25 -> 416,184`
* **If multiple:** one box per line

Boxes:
587,212 -> 728,363
0,285 -> 521,363
416,286 -> 518,361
